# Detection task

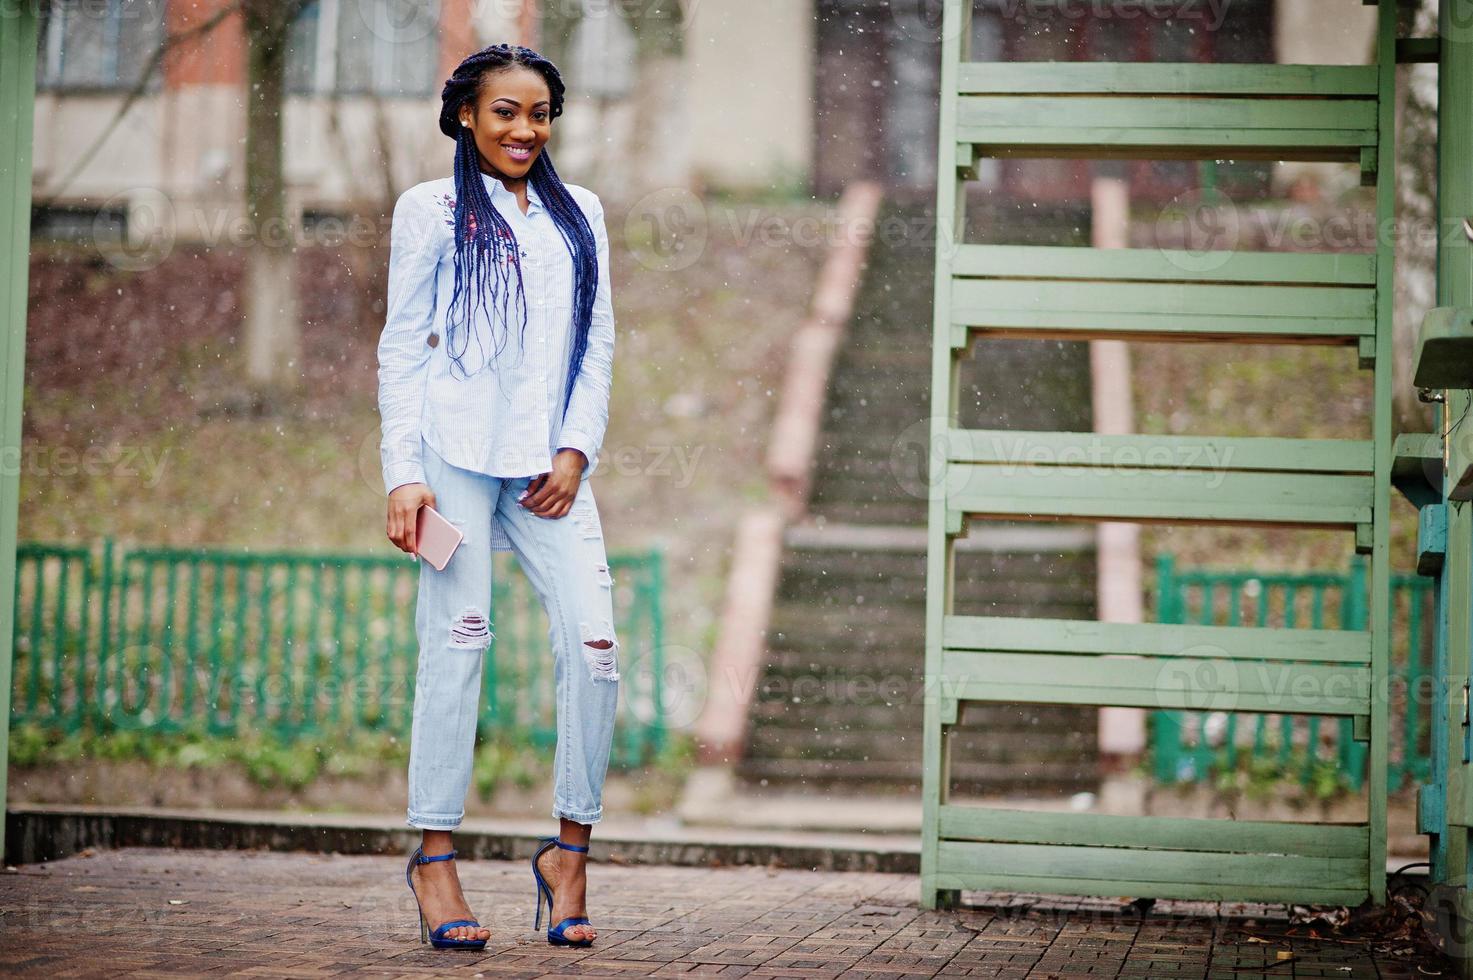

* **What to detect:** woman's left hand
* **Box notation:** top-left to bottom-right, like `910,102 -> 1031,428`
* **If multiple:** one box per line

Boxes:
518,449 -> 586,518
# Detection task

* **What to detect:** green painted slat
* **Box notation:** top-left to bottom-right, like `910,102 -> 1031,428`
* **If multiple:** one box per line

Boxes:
959,96 -> 1377,134
24,556 -> 40,715
951,243 -> 1376,286
351,565 -> 371,726
952,315 -> 1366,348
931,869 -> 1367,906
330,563 -> 347,728
230,559 -> 249,728
951,279 -> 1376,341
955,129 -> 1374,162
942,614 -> 1372,664
956,61 -> 1378,96
937,805 -> 1368,858
206,557 -> 225,732
948,465 -> 1373,527
162,559 -> 179,727
936,840 -> 1368,892
947,429 -> 1375,475
940,649 -> 1371,715
304,561 -> 324,731
182,557 -> 201,719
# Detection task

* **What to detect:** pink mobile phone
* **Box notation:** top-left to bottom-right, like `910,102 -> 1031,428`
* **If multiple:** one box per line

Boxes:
415,504 -> 464,571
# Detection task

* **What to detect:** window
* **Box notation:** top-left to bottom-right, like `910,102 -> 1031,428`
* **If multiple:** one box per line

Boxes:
36,0 -> 166,92
32,204 -> 128,243
287,0 -> 441,97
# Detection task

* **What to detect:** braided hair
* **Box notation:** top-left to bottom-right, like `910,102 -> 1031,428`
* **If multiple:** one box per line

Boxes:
437,43 -> 598,423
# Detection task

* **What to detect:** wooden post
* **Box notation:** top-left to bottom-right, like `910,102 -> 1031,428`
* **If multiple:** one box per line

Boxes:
0,2 -> 39,862
1089,176 -> 1146,764
1434,0 -> 1473,963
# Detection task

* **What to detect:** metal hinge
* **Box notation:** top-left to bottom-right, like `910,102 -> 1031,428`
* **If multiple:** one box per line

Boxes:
1463,682 -> 1471,765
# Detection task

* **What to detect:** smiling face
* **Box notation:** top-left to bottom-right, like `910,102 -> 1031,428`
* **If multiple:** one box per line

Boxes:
458,64 -> 553,180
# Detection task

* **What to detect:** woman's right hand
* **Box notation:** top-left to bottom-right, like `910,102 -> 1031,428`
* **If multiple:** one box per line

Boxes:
387,482 -> 437,555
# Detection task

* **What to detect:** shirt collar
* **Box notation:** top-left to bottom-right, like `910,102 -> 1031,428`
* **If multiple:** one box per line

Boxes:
481,170 -> 543,215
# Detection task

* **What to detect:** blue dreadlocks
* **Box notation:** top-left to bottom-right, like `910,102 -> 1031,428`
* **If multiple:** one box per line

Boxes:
437,43 -> 598,423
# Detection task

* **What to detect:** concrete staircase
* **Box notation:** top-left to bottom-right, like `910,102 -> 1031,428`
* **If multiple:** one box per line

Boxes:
737,198 -> 1101,797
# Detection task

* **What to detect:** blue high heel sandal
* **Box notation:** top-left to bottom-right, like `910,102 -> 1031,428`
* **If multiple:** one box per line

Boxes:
531,835 -> 596,947
404,846 -> 488,950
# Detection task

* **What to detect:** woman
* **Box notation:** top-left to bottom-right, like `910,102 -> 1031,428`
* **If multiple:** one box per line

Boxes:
377,43 -> 618,951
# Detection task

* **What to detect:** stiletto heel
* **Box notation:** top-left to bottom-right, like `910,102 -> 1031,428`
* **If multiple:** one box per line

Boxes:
404,846 -> 488,950
530,835 -> 596,947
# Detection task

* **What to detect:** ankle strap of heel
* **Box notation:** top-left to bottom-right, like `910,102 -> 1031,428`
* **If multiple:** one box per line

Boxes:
555,838 -> 589,853
415,847 -> 458,864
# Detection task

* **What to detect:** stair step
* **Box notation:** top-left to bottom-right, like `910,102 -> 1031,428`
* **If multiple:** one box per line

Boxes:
744,724 -> 1092,765
807,500 -> 929,525
734,757 -> 1099,796
769,594 -> 1097,626
748,696 -> 1092,729
779,551 -> 1098,590
766,606 -> 1099,658
782,521 -> 1096,554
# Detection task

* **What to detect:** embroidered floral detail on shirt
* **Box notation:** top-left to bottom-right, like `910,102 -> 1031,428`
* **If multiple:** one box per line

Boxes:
437,192 -> 522,264
437,192 -> 483,240
436,192 -> 457,227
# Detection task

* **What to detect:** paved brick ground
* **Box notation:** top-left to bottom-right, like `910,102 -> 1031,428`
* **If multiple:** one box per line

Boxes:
0,848 -> 1456,978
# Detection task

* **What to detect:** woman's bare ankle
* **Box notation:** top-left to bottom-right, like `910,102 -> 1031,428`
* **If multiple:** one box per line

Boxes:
421,828 -> 455,856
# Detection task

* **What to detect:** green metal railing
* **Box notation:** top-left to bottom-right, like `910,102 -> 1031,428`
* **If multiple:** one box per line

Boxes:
9,539 -> 667,766
1151,555 -> 1433,793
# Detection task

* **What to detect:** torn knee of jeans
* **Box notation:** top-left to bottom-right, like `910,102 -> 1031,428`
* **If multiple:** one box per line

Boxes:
579,621 -> 620,681
594,561 -> 613,587
449,606 -> 493,650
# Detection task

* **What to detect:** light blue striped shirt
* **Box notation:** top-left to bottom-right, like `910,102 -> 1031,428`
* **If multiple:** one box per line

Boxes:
376,172 -> 614,550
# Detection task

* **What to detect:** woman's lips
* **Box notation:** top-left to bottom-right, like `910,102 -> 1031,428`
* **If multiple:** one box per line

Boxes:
504,144 -> 533,162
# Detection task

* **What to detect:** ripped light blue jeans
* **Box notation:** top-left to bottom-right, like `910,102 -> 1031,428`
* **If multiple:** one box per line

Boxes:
406,436 -> 621,830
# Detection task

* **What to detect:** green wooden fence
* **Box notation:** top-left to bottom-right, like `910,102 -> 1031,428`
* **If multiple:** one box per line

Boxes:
8,539 -> 667,766
1151,555 -> 1434,793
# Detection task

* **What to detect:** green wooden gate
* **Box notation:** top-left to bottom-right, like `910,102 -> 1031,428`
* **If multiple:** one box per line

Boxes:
922,0 -> 1397,907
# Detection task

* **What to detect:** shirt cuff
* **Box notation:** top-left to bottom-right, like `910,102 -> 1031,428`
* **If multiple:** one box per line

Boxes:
557,432 -> 599,480
384,458 -> 427,496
